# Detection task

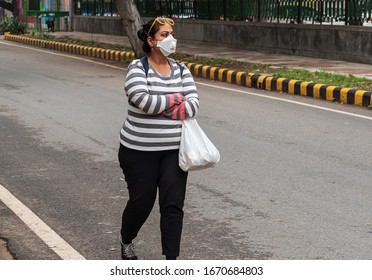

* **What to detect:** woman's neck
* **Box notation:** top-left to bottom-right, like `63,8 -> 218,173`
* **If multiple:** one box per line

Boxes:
148,54 -> 170,75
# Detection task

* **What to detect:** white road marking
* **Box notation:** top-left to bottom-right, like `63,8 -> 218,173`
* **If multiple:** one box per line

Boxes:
1,39 -> 372,122
0,183 -> 86,260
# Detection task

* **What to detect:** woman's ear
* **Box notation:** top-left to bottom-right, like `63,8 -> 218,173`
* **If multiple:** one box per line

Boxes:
147,37 -> 154,48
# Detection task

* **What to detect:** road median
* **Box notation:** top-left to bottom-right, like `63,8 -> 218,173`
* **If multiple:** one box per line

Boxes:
4,33 -> 372,108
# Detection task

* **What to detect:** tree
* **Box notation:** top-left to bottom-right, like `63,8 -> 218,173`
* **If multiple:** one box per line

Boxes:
0,0 -> 18,16
115,0 -> 144,58
0,0 -> 12,12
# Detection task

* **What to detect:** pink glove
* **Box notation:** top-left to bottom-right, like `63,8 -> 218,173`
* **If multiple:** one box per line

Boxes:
168,93 -> 184,108
163,102 -> 186,120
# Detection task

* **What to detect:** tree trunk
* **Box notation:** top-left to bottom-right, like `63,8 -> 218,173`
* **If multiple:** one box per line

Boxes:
12,0 -> 18,16
0,0 -> 13,12
115,0 -> 144,58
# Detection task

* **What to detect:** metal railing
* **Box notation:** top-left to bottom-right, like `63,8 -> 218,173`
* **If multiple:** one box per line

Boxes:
76,0 -> 372,25
75,0 -> 119,16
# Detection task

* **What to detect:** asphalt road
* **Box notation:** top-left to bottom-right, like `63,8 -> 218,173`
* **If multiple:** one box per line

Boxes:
1,39 -> 372,260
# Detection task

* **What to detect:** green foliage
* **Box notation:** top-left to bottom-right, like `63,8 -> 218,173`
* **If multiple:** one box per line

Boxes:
0,14 -> 12,32
272,69 -> 372,91
175,55 -> 372,91
29,31 -> 55,40
53,36 -> 128,51
0,15 -> 27,35
175,54 -> 372,91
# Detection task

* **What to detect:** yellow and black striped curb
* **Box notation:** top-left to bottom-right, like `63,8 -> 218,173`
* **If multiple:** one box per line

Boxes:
4,33 -> 135,62
181,63 -> 372,108
4,33 -> 372,108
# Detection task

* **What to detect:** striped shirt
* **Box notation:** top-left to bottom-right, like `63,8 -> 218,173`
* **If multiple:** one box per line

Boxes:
120,58 -> 199,151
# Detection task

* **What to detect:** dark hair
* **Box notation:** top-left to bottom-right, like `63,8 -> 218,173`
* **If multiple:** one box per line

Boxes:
137,19 -> 160,54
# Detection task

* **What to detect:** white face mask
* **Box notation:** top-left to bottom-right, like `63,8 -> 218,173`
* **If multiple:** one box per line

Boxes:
157,35 -> 177,57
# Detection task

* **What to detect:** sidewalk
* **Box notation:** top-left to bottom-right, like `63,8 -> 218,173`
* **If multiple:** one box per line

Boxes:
54,31 -> 372,80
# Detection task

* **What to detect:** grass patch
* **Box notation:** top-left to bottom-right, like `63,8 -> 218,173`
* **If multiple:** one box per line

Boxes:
28,31 -> 55,40
53,35 -> 131,52
272,69 -> 372,91
174,54 -> 372,91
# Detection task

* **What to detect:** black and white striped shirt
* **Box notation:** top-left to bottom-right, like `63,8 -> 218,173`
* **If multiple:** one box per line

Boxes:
120,58 -> 199,151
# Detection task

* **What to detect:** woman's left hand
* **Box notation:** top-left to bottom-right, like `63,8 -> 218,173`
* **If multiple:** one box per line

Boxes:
162,102 -> 186,120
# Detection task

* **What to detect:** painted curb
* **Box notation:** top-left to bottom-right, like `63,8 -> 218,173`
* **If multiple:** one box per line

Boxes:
4,33 -> 372,108
181,63 -> 372,108
4,33 -> 135,63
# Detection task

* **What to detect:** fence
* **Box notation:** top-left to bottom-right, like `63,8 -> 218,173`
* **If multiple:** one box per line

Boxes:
74,0 -> 372,25
26,0 -> 70,31
75,0 -> 119,16
26,5 -> 69,32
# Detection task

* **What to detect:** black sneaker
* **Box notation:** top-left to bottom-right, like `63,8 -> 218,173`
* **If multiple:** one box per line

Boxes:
120,241 -> 138,260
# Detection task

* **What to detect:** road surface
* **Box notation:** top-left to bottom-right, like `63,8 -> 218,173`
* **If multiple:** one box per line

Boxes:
1,38 -> 372,260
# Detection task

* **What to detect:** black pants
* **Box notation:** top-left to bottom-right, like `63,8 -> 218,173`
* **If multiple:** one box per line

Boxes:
118,144 -> 188,257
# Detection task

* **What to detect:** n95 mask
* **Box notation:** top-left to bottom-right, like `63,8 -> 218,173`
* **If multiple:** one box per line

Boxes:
157,35 -> 177,57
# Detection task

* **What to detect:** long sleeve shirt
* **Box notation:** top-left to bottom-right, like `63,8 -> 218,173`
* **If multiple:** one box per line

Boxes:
120,58 -> 199,151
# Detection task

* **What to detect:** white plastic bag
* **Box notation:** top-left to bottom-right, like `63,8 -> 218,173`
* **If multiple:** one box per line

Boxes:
179,119 -> 220,171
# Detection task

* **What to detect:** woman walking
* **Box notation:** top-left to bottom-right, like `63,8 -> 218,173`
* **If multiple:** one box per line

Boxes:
118,17 -> 199,260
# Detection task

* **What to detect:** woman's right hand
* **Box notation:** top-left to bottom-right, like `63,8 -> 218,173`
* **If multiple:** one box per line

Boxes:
162,102 -> 186,120
169,93 -> 184,106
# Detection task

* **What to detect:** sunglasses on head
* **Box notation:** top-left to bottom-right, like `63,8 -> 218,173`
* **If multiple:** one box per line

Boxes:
146,17 -> 175,36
